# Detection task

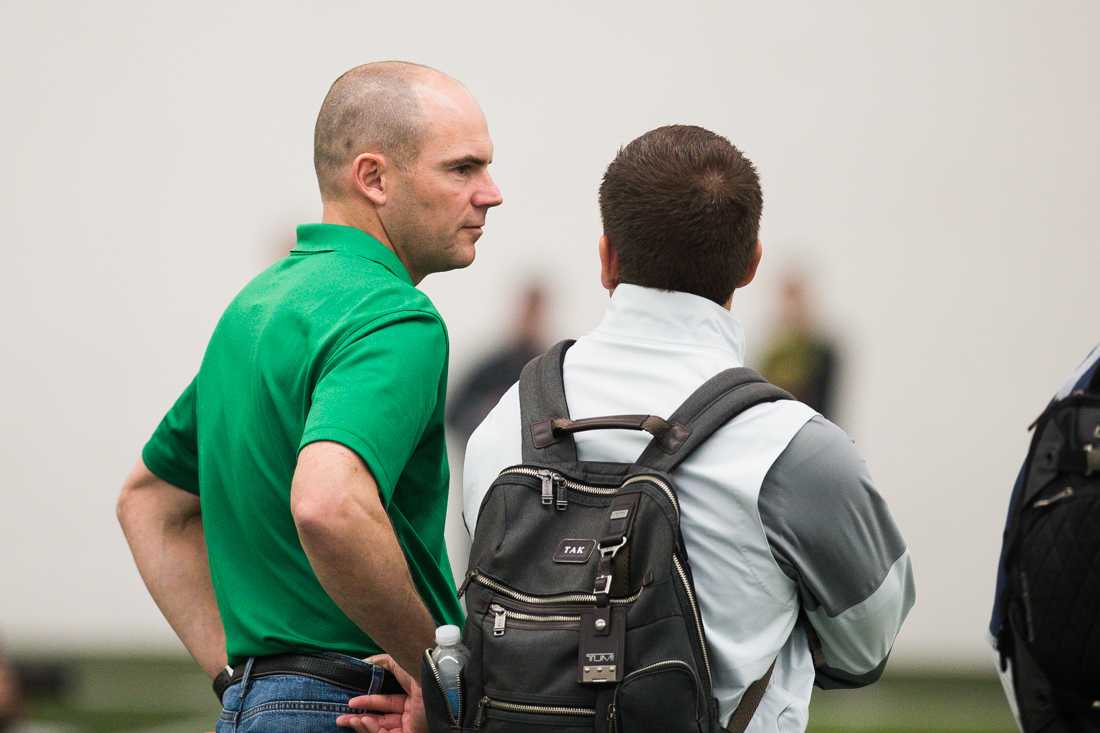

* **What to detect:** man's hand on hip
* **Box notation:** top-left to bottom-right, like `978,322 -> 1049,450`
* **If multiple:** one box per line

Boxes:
336,654 -> 426,733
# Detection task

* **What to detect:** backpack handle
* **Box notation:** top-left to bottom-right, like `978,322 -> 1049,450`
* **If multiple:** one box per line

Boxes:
634,371 -> 793,472
531,414 -> 690,451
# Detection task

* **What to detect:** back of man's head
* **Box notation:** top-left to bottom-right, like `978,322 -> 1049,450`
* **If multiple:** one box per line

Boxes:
313,61 -> 442,200
598,125 -> 763,305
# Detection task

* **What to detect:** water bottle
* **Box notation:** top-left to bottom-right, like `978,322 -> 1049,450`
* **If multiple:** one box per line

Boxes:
431,625 -> 469,719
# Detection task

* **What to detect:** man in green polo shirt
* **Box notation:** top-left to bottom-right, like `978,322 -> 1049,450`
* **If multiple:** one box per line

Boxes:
116,61 -> 501,731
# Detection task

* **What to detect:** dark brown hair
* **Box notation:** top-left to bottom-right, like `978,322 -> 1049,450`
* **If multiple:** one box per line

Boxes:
598,125 -> 763,305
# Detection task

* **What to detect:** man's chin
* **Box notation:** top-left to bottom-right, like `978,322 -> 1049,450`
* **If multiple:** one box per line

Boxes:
455,232 -> 481,265
435,241 -> 477,273
457,245 -> 477,268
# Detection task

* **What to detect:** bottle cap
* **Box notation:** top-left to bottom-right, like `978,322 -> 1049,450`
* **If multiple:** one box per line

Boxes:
435,624 -> 461,647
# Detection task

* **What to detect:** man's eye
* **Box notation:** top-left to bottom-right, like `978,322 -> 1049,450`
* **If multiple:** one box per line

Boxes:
454,165 -> 473,175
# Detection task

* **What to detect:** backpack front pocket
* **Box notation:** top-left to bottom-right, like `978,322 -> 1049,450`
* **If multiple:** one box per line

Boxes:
480,600 -> 585,698
469,570 -> 644,698
474,694 -> 596,732
611,659 -> 702,733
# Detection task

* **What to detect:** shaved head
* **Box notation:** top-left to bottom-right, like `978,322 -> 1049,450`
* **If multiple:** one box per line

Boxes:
312,61 -> 501,282
313,61 -> 450,200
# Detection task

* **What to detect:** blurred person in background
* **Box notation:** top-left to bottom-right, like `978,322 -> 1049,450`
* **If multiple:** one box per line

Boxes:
0,649 -> 21,732
758,271 -> 839,421
446,282 -> 549,446
117,60 -> 501,732
340,125 -> 914,733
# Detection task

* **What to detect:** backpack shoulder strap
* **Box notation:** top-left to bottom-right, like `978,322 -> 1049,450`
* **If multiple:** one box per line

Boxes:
725,660 -> 776,733
519,339 -> 577,465
518,340 -> 718,468
633,367 -> 793,473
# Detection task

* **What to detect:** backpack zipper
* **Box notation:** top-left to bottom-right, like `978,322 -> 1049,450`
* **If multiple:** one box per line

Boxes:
621,658 -> 700,684
623,474 -> 681,517
475,696 -> 595,728
424,648 -> 462,727
499,467 -> 682,517
489,603 -> 581,636
1032,486 -> 1074,508
465,570 -> 644,606
673,554 -> 713,687
502,467 -> 615,514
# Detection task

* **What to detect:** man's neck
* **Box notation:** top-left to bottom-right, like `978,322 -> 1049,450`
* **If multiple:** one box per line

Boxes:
321,200 -> 390,246
608,284 -> 734,311
320,199 -> 421,284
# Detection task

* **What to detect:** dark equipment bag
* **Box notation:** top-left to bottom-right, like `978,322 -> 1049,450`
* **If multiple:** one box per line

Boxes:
997,365 -> 1100,732
422,340 -> 792,733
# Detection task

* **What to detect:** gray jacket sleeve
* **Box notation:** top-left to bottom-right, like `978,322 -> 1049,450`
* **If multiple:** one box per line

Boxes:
758,416 -> 915,689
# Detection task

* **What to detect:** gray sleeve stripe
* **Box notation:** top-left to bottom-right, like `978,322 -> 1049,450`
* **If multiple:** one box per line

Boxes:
805,552 -> 915,675
758,415 -> 909,616
815,656 -> 889,689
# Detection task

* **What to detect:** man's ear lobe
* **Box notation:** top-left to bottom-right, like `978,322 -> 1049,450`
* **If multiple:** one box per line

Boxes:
599,235 -> 620,292
737,239 -> 763,288
352,153 -> 387,206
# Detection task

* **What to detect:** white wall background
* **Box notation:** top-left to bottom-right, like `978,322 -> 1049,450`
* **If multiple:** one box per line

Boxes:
1,0 -> 1097,672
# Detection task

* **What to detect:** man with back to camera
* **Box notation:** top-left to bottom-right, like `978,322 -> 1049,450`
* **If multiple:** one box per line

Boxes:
468,126 -> 912,732
115,60 -> 502,731
338,126 -> 916,733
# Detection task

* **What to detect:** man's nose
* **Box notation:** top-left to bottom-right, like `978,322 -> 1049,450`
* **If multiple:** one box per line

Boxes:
473,173 -> 503,209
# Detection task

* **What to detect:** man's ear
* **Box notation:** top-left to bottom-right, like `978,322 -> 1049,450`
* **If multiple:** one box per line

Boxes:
351,152 -> 388,206
737,239 -> 763,288
599,235 -> 620,292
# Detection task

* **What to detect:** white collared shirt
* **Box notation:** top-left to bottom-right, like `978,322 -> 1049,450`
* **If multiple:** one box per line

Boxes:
463,284 -> 914,732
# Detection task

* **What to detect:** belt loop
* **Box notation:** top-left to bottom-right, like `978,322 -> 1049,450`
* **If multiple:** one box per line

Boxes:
237,657 -> 258,711
221,657 -> 254,725
370,661 -> 384,694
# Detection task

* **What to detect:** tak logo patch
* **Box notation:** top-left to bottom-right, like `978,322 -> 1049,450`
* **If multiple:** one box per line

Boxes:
553,538 -> 596,564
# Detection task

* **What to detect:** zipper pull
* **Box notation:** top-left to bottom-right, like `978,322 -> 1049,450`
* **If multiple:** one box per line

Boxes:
457,568 -> 477,598
538,470 -> 554,506
607,701 -> 617,733
1033,486 -> 1074,508
475,697 -> 490,728
554,474 -> 568,511
490,604 -> 507,636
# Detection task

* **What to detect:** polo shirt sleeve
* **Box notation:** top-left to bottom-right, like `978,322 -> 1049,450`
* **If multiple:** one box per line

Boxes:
142,377 -> 201,495
300,310 -> 447,505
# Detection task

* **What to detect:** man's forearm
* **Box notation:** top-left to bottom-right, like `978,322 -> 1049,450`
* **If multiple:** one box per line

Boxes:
118,465 -> 227,679
298,508 -> 436,675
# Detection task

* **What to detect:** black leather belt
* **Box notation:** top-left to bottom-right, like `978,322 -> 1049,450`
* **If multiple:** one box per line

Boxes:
212,652 -> 404,702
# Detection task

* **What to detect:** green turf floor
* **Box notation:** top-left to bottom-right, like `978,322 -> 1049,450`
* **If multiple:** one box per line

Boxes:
11,653 -> 1018,732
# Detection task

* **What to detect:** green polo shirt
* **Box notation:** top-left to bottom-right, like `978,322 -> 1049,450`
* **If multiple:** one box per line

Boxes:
142,223 -> 464,664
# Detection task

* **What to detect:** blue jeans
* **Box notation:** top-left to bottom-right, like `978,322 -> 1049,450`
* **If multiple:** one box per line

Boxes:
215,654 -> 385,732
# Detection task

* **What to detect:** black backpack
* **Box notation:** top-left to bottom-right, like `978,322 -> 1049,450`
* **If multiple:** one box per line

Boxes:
996,364 -> 1100,731
422,341 -> 792,733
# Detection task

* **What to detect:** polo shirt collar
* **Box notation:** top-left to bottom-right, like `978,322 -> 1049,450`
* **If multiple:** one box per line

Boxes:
293,223 -> 413,285
594,284 -> 746,364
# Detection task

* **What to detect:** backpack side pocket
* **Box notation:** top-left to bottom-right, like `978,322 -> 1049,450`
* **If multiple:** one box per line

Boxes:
422,649 -> 466,732
611,659 -> 702,733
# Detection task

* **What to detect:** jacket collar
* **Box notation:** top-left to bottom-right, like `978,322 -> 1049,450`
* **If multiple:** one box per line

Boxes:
593,284 -> 746,364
